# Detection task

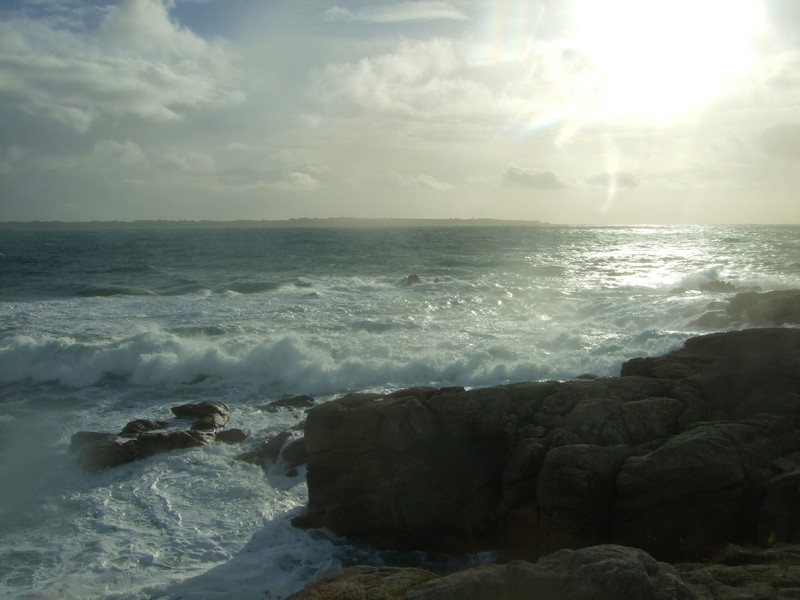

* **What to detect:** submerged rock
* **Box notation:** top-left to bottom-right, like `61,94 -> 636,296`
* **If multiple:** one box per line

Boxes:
294,328 -> 800,563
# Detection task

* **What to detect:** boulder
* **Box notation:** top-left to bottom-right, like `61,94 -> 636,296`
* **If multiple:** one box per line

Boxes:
119,419 -> 168,438
690,289 -> 800,328
215,428 -> 250,444
295,329 -> 800,562
74,402 -> 237,470
75,430 -> 213,471
401,274 -> 422,285
170,401 -> 230,431
235,431 -> 305,473
287,545 -> 713,600
261,395 -> 315,412
286,565 -> 438,600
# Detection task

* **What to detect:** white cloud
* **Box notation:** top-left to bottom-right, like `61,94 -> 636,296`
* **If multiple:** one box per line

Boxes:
311,38 -> 507,118
0,0 -> 243,133
503,165 -> 566,190
324,2 -> 468,24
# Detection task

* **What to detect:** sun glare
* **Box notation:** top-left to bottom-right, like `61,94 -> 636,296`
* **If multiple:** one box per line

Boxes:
569,0 -> 765,121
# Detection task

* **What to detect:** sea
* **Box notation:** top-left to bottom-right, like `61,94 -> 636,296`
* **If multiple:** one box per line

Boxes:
1,223 -> 799,599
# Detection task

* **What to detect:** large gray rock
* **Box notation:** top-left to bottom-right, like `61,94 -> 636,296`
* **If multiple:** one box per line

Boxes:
295,329 -> 800,562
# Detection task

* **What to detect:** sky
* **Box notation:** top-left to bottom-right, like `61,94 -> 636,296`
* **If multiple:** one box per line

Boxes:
1,0 -> 800,224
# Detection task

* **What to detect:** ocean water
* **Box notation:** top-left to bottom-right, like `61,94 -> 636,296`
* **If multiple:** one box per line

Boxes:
1,224 -> 799,599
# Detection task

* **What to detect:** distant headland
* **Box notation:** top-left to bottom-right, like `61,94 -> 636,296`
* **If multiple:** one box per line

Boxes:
0,217 -> 546,230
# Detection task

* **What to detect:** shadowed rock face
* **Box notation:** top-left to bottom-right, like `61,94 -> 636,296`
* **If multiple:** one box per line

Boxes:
691,289 -> 800,329
294,328 -> 800,563
286,543 -> 800,600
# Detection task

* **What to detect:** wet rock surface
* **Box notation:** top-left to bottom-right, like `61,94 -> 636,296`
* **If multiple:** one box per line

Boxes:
71,401 -> 245,471
294,328 -> 800,564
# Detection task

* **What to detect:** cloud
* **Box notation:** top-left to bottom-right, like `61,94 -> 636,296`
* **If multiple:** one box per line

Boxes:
585,171 -> 639,188
385,172 -> 453,191
0,0 -> 243,132
761,122 -> 800,158
502,165 -> 566,189
310,38 -> 505,118
94,138 -> 150,168
0,146 -> 25,176
164,150 -> 215,174
324,2 -> 467,23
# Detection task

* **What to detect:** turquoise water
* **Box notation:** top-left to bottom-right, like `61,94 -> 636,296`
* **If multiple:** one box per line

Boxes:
1,224 -> 799,598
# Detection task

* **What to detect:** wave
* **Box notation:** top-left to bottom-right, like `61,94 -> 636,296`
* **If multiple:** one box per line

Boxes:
225,281 -> 283,294
64,279 -> 292,298
75,286 -> 156,298
0,326 -> 685,394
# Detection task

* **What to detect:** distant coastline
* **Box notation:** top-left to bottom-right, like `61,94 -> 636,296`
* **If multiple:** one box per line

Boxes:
0,217 -> 546,230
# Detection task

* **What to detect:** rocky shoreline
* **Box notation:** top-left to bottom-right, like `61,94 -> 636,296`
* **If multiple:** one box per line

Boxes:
285,325 -> 800,598
70,290 -> 800,598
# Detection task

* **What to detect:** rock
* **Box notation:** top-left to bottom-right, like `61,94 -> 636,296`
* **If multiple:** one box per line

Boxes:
170,401 -> 230,431
235,431 -> 293,469
215,428 -> 250,444
286,565 -> 438,600
726,290 -> 800,326
260,395 -> 315,412
411,545 -> 709,600
70,431 -> 118,453
281,437 -> 308,468
690,289 -> 800,328
123,430 -> 213,462
401,274 -> 422,285
678,543 -> 800,600
614,415 -> 800,562
74,403 -> 237,470
77,440 -> 135,471
295,329 -> 800,563
288,545 -> 713,600
119,419 -> 168,438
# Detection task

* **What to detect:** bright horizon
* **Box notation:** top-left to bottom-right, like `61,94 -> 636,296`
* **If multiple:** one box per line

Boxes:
2,0 -> 800,225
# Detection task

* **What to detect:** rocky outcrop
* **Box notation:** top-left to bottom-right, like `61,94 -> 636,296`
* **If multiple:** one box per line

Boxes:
72,401 -> 246,471
171,401 -> 230,430
286,565 -> 438,600
293,328 -> 800,563
260,395 -> 315,412
287,543 -> 800,600
691,289 -> 800,328
235,430 -> 308,476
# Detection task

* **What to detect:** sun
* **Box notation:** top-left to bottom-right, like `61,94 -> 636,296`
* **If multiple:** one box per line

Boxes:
566,0 -> 765,121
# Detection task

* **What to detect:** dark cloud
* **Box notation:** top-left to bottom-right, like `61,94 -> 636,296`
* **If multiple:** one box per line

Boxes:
503,165 -> 565,189
761,122 -> 800,159
585,171 -> 639,188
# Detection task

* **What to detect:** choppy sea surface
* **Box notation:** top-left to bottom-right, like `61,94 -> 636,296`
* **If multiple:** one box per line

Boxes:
1,224 -> 799,599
